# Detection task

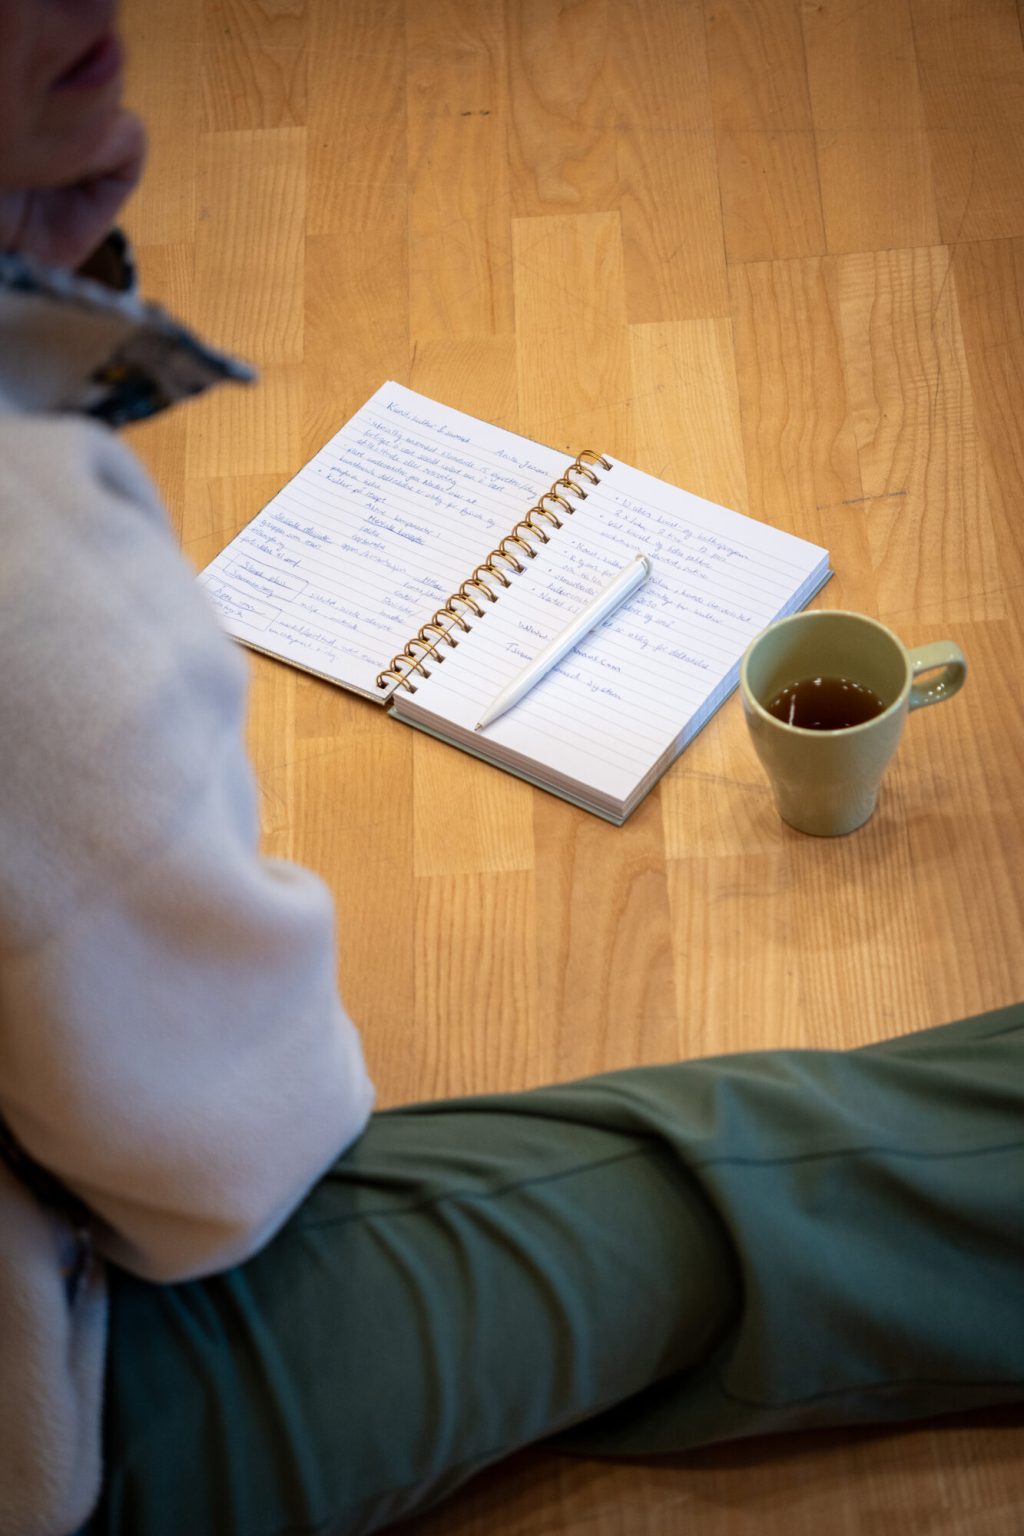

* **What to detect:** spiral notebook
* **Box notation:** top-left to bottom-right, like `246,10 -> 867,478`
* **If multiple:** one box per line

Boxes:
200,382 -> 831,823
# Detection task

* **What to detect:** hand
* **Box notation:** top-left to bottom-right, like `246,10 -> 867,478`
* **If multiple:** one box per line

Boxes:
0,107 -> 146,271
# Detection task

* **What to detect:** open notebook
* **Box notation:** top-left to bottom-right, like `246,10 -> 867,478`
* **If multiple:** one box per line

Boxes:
200,382 -> 831,823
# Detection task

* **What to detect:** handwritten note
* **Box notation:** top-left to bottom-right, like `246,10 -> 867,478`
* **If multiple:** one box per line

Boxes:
394,459 -> 830,813
201,382 -> 829,821
200,382 -> 568,697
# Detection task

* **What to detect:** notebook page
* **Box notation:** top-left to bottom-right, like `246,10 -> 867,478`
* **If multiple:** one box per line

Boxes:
199,382 -> 569,698
396,461 -> 829,806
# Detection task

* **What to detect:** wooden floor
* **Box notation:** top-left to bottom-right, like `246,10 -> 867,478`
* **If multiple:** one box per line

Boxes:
120,1 -> 1023,1531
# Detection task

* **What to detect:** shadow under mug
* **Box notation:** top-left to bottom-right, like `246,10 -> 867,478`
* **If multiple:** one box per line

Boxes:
740,610 -> 968,837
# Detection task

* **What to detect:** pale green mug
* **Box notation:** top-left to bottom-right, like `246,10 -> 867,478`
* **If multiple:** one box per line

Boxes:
740,611 -> 967,836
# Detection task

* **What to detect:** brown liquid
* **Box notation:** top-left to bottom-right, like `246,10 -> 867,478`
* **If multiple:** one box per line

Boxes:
765,674 -> 887,730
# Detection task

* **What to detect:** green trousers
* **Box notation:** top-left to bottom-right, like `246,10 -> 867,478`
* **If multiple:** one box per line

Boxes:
89,1005 -> 1024,1536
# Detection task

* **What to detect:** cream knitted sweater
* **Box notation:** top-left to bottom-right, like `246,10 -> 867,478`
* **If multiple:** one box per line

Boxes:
0,251 -> 375,1535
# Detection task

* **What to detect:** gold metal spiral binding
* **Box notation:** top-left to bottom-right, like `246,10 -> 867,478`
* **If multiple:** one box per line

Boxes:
419,619 -> 459,650
511,518 -> 550,545
524,503 -> 561,532
566,449 -> 612,486
490,546 -> 523,575
375,638 -> 433,693
460,576 -> 496,607
551,474 -> 588,501
473,560 -> 512,589
375,449 -> 608,693
524,491 -> 572,531
437,599 -> 473,631
500,532 -> 537,561
376,667 -> 413,691
541,490 -> 573,515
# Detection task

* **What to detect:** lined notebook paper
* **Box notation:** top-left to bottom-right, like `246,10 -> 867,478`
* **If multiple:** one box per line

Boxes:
200,384 -> 571,699
201,382 -> 831,823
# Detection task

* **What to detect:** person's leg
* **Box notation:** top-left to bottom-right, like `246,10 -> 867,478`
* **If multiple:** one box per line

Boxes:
560,999 -> 1024,1455
88,1004 -> 1024,1536
91,1097 -> 737,1535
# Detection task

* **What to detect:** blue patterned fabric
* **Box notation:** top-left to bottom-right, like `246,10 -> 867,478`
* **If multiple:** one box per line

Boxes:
0,231 -> 254,426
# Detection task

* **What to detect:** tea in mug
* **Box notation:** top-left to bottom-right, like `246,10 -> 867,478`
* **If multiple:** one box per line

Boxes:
764,675 -> 887,730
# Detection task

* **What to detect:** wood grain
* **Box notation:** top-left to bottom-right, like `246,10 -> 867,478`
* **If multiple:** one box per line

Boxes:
835,245 -> 1002,624
728,255 -> 863,545
121,0 -> 204,243
911,0 -> 1024,244
507,0 -> 619,213
802,0 -> 941,253
707,0 -> 827,262
120,0 -> 1024,1530
406,0 -> 514,338
200,0 -> 306,131
952,238 -> 1024,585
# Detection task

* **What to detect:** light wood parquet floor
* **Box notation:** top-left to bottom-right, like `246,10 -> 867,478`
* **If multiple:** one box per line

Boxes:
120,1 -> 1024,1531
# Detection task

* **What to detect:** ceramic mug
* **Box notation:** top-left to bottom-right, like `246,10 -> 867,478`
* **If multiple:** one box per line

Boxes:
740,610 -> 967,836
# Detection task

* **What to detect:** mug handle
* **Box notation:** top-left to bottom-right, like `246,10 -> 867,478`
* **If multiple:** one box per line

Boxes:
907,641 -> 967,711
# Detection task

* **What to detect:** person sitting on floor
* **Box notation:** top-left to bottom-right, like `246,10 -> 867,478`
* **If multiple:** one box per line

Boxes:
2,4 -> 1022,1534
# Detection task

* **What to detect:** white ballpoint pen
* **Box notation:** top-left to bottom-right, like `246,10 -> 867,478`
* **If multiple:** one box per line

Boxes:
474,553 -> 651,731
